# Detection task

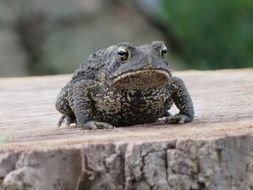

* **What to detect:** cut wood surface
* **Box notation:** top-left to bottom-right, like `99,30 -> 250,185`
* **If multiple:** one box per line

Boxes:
0,69 -> 253,150
1,69 -> 253,190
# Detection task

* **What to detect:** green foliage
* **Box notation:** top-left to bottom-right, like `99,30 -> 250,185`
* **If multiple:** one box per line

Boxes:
161,0 -> 253,69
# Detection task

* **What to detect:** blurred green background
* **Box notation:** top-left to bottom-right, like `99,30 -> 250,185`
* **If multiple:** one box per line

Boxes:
0,0 -> 252,77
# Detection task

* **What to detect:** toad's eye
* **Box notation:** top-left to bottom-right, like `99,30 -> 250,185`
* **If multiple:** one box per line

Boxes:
117,47 -> 129,61
159,45 -> 168,58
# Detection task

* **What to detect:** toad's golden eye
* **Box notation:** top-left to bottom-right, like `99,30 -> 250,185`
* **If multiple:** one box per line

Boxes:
160,45 -> 168,58
117,47 -> 129,61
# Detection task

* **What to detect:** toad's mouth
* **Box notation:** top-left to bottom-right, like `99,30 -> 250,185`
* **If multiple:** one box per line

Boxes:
111,69 -> 171,89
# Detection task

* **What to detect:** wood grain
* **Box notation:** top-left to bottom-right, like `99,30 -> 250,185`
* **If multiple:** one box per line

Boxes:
1,69 -> 253,150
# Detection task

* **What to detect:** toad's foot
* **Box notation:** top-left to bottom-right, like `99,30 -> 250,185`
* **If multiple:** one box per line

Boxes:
58,115 -> 76,127
78,121 -> 114,130
164,113 -> 193,124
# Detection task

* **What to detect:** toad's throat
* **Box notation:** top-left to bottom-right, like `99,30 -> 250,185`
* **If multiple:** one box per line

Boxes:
112,69 -> 171,89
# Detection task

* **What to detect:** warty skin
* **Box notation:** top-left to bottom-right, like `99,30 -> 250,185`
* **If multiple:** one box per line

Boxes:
56,41 -> 194,129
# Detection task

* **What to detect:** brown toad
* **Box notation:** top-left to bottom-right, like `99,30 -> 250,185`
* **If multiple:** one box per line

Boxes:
56,41 -> 194,129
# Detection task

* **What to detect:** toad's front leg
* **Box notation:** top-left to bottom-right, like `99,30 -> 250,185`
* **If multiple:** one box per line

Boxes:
70,80 -> 114,130
165,77 -> 194,124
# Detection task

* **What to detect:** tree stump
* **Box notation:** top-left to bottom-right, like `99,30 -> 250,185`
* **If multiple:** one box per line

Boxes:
0,69 -> 253,190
